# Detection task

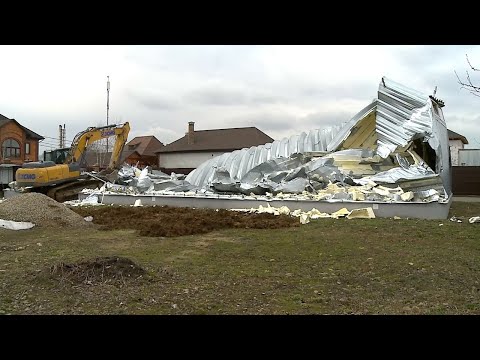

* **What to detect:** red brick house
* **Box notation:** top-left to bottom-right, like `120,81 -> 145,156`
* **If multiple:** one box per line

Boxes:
0,114 -> 44,165
122,136 -> 164,168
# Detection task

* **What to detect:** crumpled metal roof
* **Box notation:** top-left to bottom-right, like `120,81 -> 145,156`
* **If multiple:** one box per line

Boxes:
185,125 -> 343,187
88,77 -> 451,206
184,76 -> 451,198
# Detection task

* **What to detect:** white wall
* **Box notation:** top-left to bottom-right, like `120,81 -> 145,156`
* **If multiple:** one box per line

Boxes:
159,151 -> 227,169
449,139 -> 464,166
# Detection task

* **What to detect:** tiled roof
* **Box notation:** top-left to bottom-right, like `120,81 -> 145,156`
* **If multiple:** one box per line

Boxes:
448,129 -> 468,144
0,114 -> 44,140
126,136 -> 164,156
157,126 -> 274,153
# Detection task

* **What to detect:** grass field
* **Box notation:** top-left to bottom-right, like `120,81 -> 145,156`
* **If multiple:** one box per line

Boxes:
0,201 -> 479,314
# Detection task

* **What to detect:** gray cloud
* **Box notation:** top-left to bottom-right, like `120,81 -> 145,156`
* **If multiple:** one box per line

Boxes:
393,46 -> 480,109
184,88 -> 286,107
299,81 -> 376,102
301,110 -> 355,129
185,88 -> 248,106
126,90 -> 179,111
224,112 -> 294,132
222,110 -> 356,141
394,46 -> 474,73
124,45 -> 268,79
444,114 -> 480,148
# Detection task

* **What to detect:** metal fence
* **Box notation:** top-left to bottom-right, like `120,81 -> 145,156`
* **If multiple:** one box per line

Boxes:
452,166 -> 480,195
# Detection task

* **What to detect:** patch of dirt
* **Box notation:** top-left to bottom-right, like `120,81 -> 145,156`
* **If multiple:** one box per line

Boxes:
47,256 -> 147,285
71,205 -> 300,237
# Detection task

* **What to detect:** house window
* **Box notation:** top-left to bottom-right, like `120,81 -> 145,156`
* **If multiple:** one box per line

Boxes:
25,143 -> 30,155
2,139 -> 21,158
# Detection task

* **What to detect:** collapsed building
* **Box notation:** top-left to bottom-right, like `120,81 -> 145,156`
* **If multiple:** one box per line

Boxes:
79,77 -> 453,219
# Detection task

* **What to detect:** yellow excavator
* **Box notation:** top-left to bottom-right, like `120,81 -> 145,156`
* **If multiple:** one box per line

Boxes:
14,122 -> 130,202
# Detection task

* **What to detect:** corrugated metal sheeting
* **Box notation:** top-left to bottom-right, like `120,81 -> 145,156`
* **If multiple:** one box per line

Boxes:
186,125 -> 344,187
185,77 -> 452,200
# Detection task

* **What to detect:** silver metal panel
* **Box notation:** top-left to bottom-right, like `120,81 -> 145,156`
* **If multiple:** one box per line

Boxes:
376,77 -> 432,157
185,126 -> 347,187
459,150 -> 480,166
375,77 -> 451,194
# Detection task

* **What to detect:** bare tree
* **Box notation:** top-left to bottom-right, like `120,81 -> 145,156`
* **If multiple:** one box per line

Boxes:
455,54 -> 480,97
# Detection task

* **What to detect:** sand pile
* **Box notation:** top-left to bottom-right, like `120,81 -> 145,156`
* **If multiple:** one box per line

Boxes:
0,192 -> 92,228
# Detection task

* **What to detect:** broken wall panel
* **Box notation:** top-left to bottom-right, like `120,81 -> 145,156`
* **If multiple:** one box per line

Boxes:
376,77 -> 434,158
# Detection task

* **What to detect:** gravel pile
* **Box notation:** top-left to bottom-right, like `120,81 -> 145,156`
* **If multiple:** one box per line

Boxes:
0,192 -> 92,228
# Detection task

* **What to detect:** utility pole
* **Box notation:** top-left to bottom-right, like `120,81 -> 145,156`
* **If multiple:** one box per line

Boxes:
58,124 -> 66,148
106,75 -> 110,154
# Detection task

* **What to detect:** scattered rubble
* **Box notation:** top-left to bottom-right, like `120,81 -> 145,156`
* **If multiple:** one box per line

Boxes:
231,204 -> 375,224
469,216 -> 480,224
64,193 -> 103,207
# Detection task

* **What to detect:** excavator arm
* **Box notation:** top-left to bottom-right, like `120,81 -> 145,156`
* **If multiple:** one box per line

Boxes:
66,122 -> 130,169
108,122 -> 130,170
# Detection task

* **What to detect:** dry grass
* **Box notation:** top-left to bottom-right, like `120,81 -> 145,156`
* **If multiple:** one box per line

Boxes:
0,201 -> 479,314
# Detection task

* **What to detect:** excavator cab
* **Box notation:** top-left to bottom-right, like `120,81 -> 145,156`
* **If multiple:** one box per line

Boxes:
44,147 -> 70,164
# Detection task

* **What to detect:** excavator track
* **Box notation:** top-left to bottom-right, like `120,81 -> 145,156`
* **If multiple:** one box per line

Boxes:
46,179 -> 104,202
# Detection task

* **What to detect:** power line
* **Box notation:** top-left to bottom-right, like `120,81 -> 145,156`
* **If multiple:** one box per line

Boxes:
41,136 -> 73,144
39,140 -> 63,146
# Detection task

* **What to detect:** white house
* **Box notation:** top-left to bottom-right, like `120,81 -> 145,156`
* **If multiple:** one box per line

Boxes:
448,129 -> 468,166
156,122 -> 274,175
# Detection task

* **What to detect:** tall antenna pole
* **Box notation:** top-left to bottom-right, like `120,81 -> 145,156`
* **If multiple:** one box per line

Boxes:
106,75 -> 110,155
57,124 -> 66,148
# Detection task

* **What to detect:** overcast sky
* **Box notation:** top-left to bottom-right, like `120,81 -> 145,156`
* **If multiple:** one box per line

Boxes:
1,45 -> 479,154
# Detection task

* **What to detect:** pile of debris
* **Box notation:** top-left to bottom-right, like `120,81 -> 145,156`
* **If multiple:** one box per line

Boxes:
0,192 -> 93,228
80,77 -> 451,207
